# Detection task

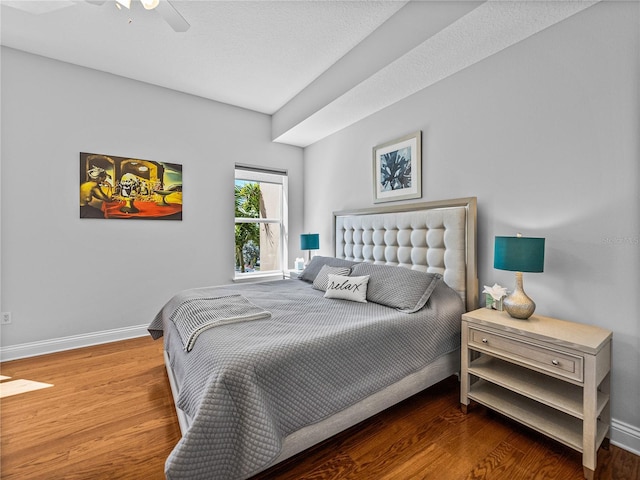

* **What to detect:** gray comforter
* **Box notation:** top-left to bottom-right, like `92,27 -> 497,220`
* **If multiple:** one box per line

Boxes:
148,278 -> 464,480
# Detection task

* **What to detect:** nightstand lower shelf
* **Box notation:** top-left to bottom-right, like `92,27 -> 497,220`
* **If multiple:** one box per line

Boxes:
468,355 -> 610,419
468,380 -> 609,453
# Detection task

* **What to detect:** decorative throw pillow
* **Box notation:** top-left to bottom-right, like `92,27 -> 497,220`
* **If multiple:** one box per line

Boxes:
299,256 -> 360,283
312,265 -> 352,291
349,263 -> 441,313
323,274 -> 369,303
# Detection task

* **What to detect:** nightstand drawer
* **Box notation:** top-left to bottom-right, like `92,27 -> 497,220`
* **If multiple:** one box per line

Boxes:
468,327 -> 583,383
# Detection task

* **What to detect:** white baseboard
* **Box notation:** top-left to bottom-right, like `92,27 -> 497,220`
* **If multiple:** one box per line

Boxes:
611,419 -> 640,456
0,324 -> 149,361
1,326 -> 639,457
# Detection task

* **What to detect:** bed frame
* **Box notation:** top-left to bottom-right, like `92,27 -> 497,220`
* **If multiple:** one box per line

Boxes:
163,196 -> 478,475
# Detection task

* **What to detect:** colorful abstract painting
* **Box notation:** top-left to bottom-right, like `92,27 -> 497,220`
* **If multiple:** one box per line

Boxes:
80,152 -> 182,220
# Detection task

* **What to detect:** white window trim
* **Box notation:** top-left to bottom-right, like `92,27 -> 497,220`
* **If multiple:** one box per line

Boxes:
233,271 -> 284,283
235,218 -> 281,224
234,166 -> 288,282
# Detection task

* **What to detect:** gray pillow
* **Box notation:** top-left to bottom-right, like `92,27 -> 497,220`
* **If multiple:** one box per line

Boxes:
312,265 -> 352,291
299,256 -> 360,283
349,263 -> 442,313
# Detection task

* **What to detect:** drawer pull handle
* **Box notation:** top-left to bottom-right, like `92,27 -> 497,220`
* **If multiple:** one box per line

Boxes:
482,338 -> 488,344
552,360 -> 560,366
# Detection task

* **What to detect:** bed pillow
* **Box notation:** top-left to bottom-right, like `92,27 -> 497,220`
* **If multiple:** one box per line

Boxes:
299,256 -> 360,283
323,274 -> 369,303
349,263 -> 441,313
312,265 -> 352,291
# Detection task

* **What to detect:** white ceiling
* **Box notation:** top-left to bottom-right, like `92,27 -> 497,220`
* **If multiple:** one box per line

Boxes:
0,0 -> 407,113
1,0 -> 599,147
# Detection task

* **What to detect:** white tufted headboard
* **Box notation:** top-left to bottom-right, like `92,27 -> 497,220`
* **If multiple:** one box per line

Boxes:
333,197 -> 478,311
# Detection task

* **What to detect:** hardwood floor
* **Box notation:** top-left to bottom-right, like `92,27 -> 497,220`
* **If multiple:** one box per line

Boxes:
1,336 -> 638,480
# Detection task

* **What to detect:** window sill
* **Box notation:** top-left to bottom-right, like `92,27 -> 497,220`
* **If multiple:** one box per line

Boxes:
233,271 -> 284,283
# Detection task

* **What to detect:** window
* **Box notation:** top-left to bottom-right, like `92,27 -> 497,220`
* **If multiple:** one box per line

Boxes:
234,165 -> 288,279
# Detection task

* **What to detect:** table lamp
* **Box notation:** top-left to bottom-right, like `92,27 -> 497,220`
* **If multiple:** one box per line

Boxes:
300,233 -> 319,265
494,234 -> 545,319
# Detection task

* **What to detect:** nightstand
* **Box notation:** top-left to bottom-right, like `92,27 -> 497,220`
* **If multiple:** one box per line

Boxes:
460,308 -> 612,480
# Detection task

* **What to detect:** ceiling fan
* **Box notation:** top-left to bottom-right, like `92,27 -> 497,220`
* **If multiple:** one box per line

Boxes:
87,0 -> 190,32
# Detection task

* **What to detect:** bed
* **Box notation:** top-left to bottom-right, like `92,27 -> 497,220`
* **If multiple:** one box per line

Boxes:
148,197 -> 478,480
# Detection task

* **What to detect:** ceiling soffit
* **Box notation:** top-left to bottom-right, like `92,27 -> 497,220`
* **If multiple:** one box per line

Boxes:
274,0 -> 599,147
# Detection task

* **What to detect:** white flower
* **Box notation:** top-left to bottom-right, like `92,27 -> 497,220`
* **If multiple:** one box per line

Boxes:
483,283 -> 508,301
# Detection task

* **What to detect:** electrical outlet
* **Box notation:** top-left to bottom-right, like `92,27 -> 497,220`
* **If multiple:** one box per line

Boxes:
1,312 -> 12,325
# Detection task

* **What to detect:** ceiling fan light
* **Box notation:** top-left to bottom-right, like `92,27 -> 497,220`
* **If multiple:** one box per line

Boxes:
115,0 -> 131,9
140,0 -> 160,10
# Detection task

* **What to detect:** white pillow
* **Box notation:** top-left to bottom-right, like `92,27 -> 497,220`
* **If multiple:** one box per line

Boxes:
324,274 -> 369,303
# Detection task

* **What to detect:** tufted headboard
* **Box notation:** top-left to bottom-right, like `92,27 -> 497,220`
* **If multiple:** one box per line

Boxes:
333,197 -> 478,311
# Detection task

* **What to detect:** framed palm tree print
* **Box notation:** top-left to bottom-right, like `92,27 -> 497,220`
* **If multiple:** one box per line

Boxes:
372,131 -> 421,203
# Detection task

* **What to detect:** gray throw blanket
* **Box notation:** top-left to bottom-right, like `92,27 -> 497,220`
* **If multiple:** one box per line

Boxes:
167,294 -> 271,352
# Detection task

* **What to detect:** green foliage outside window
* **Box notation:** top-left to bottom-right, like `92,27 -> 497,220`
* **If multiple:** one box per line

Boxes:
235,182 -> 264,272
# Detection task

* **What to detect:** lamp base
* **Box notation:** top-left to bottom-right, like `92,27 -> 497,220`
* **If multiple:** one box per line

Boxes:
504,272 -> 536,320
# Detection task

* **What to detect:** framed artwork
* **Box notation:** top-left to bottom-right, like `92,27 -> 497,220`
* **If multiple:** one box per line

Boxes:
80,152 -> 182,220
372,131 -> 421,203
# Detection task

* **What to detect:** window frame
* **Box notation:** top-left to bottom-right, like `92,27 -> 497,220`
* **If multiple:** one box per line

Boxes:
234,165 -> 288,281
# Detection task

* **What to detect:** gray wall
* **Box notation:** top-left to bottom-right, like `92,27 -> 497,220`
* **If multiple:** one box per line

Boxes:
303,2 -> 639,451
0,47 -> 303,347
0,0 -> 637,455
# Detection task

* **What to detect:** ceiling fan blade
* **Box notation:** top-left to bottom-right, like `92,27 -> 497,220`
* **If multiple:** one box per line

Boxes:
4,1 -> 76,14
155,0 -> 190,32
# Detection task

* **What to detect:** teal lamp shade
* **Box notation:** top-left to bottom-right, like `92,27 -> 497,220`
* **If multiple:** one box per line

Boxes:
300,233 -> 319,251
494,235 -> 545,319
494,236 -> 545,273
300,233 -> 319,265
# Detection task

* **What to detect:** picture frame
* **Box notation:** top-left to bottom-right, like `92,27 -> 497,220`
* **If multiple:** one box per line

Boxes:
372,131 -> 422,203
80,152 -> 182,220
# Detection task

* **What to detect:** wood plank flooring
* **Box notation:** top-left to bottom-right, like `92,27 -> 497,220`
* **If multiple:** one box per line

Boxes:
1,336 -> 638,480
